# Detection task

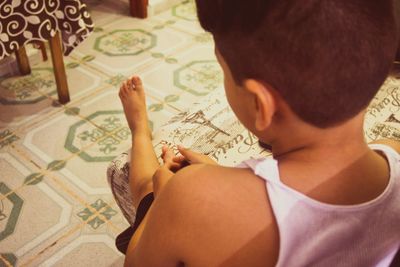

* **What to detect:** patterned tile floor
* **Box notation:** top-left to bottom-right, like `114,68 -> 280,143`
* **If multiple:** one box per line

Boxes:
0,0 -> 221,266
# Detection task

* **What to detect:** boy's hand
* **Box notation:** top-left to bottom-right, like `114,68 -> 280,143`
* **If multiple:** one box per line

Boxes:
152,146 -> 179,197
152,145 -> 218,197
174,145 -> 218,166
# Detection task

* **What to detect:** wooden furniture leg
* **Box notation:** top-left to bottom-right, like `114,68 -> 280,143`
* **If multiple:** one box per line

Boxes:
49,31 -> 70,104
130,0 -> 148,18
15,46 -> 31,75
38,42 -> 48,61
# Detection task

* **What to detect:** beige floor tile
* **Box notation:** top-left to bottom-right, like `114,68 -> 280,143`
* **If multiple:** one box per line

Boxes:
0,152 -> 84,264
18,111 -> 91,164
141,44 -> 224,111
85,0 -> 131,27
70,15 -> 190,76
0,69 -> 59,131
153,0 -> 204,36
0,152 -> 126,266
12,108 -> 120,195
0,56 -> 107,132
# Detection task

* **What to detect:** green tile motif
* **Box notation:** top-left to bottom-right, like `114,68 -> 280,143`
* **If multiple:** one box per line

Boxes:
77,199 -> 117,230
66,55 -> 96,69
105,74 -> 128,87
150,52 -> 178,64
165,57 -> 178,64
65,111 -> 131,162
94,29 -> 156,56
194,32 -> 212,43
0,183 -> 23,242
148,103 -> 164,112
172,0 -> 197,21
151,52 -> 164,58
24,173 -> 44,186
152,20 -> 176,30
23,161 -> 67,187
93,26 -> 104,33
65,107 -> 81,116
0,130 -> 19,150
164,94 -> 180,103
66,62 -> 80,69
47,160 -> 67,171
174,60 -> 223,96
0,68 -> 56,105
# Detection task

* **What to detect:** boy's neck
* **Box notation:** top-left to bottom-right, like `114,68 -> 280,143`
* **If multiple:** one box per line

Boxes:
269,113 -> 370,165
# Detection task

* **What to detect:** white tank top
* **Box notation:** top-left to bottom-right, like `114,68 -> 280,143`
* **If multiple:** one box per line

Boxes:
239,144 -> 400,267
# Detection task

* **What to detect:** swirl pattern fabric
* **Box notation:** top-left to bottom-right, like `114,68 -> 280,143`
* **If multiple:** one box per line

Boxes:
0,0 -> 94,58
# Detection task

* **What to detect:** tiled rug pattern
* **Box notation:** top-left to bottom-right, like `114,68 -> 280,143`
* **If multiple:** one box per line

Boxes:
0,0 -> 222,266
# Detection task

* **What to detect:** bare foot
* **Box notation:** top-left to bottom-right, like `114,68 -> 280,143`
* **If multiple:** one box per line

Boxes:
119,76 -> 150,135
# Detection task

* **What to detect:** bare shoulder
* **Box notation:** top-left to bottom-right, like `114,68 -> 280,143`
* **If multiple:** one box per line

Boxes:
171,164 -> 269,211
371,139 -> 400,154
164,164 -> 280,267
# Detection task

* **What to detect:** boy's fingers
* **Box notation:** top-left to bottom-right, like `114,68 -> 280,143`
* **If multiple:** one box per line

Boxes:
172,155 -> 186,163
161,145 -> 175,163
177,145 -> 202,163
178,145 -> 217,165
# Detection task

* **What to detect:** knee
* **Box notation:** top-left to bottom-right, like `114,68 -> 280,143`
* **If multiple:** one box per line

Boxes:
107,152 -> 130,188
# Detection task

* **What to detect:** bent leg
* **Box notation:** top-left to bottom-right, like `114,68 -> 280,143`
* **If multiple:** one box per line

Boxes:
119,76 -> 160,208
108,76 -> 160,225
119,77 -> 159,207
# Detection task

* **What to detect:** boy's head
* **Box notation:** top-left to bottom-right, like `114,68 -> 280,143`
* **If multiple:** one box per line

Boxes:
195,0 -> 399,128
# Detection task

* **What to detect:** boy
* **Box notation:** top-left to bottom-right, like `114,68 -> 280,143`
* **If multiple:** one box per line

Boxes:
115,0 -> 400,266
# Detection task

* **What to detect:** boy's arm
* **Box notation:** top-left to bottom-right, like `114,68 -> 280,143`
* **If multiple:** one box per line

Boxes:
124,147 -> 215,266
124,165 -> 203,267
370,139 -> 400,153
124,148 -> 179,266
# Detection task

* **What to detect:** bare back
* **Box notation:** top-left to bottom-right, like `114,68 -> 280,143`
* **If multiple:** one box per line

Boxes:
129,141 -> 399,267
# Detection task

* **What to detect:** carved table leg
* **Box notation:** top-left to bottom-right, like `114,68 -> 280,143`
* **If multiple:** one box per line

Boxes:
49,31 -> 70,104
15,46 -> 31,75
130,0 -> 148,18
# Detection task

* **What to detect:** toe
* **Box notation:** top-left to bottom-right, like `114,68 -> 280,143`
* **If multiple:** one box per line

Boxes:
132,76 -> 143,90
121,83 -> 128,96
119,84 -> 126,98
126,79 -> 132,90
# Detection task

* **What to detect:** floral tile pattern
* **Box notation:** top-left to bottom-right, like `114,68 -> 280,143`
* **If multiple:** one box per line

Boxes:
77,199 -> 118,230
0,69 -> 56,105
94,29 -> 157,57
65,110 -> 131,162
0,1 -> 223,266
174,60 -> 223,96
172,0 -> 197,21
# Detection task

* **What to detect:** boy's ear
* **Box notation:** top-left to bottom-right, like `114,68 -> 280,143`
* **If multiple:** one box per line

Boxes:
243,79 -> 277,131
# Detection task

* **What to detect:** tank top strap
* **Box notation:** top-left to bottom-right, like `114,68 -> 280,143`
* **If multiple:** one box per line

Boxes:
240,157 -> 282,184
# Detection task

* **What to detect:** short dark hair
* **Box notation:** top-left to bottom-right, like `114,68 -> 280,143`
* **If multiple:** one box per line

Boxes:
195,0 -> 399,127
